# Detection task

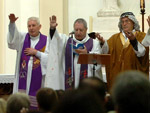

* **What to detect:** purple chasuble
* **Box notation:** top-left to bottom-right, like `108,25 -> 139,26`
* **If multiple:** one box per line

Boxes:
65,38 -> 93,89
18,33 -> 47,108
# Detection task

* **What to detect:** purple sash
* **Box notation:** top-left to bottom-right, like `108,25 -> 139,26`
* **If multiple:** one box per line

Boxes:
18,33 -> 47,108
65,38 -> 93,89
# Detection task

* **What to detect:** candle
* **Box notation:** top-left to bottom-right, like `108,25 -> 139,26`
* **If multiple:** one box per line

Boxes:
140,0 -> 145,9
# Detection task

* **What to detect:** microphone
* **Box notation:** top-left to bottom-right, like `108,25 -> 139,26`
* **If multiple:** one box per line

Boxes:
69,31 -> 75,35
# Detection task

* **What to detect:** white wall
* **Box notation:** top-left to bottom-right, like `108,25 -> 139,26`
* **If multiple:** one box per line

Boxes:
68,0 -> 150,33
39,0 -> 65,35
119,0 -> 150,16
68,0 -> 102,33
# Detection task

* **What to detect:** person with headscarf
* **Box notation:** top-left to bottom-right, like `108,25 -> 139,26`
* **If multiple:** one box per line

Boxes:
97,12 -> 149,91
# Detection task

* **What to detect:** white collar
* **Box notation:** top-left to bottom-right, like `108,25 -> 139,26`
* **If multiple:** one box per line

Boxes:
30,33 -> 40,40
73,34 -> 90,44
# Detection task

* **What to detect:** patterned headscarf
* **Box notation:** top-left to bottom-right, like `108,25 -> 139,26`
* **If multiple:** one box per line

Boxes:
118,12 -> 140,32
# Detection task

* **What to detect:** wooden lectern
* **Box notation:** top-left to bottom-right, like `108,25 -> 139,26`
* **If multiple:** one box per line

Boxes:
78,54 -> 111,76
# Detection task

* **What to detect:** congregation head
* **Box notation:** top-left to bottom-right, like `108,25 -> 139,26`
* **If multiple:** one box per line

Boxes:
36,87 -> 58,112
78,77 -> 106,102
111,70 -> 150,113
0,98 -> 7,113
54,89 -> 106,113
6,92 -> 30,113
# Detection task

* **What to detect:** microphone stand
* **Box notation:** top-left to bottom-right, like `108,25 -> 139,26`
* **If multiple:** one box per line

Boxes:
92,59 -> 97,77
69,33 -> 74,88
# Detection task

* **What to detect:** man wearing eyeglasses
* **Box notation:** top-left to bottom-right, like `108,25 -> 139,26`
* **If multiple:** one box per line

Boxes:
97,12 -> 149,91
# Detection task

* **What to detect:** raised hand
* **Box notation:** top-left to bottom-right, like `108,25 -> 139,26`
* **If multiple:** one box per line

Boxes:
9,14 -> 18,23
50,15 -> 58,29
96,33 -> 105,44
24,48 -> 37,56
147,16 -> 150,28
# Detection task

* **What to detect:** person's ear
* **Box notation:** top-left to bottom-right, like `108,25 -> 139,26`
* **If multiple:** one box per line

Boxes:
39,24 -> 42,30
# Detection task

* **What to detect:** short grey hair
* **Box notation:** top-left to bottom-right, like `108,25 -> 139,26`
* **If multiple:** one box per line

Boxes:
7,92 -> 30,113
27,17 -> 40,25
118,13 -> 140,32
74,18 -> 88,29
0,98 -> 7,113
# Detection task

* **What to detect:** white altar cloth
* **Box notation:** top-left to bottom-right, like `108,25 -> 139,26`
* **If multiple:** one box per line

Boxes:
0,74 -> 15,84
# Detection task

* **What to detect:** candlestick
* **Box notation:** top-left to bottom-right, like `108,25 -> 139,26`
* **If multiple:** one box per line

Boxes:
140,0 -> 145,9
140,0 -> 145,32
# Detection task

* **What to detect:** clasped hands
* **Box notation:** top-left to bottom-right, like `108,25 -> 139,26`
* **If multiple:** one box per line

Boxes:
125,31 -> 136,40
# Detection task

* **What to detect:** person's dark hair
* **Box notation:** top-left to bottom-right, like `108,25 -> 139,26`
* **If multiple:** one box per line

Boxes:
36,87 -> 58,112
27,110 -> 45,113
111,70 -> 150,113
120,12 -> 135,17
78,77 -> 106,102
54,89 -> 106,113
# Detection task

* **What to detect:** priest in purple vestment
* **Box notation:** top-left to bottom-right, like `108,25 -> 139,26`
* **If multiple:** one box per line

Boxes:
8,13 -> 50,109
45,16 -> 108,90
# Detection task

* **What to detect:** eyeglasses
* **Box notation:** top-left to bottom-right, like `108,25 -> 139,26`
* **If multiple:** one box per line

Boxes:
121,19 -> 131,24
121,12 -> 135,17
